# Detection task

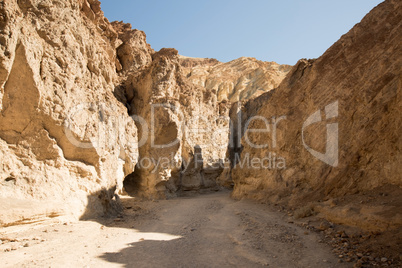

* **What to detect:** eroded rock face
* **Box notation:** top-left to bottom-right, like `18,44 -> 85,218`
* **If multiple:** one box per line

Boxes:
231,0 -> 402,232
122,49 -> 230,198
0,0 -> 139,225
111,21 -> 153,73
0,0 -> 294,222
180,56 -> 292,103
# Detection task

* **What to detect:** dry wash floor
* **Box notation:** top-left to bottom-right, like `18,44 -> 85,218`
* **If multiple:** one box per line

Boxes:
0,191 -> 349,267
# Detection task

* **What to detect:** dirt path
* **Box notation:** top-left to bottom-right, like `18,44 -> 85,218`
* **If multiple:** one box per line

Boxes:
0,191 -> 350,267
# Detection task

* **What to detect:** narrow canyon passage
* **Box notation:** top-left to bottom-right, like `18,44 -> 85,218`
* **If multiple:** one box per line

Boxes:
0,192 -> 349,267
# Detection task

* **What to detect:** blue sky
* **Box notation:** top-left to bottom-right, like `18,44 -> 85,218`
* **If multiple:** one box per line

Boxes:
100,0 -> 383,65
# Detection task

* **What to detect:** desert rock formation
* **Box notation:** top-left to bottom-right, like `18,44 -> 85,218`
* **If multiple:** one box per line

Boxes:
180,56 -> 292,103
119,48 -> 231,198
231,0 -> 401,234
1,2 -> 401,264
0,0 -> 139,226
0,0 -> 291,226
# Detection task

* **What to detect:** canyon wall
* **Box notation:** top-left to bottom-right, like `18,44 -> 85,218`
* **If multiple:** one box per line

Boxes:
0,0 -> 139,226
0,0 -> 291,225
120,48 -> 231,198
120,54 -> 292,198
231,0 -> 402,232
4,0 -> 398,235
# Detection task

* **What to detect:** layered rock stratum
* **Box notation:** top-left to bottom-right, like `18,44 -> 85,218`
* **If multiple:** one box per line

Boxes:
180,56 -> 292,103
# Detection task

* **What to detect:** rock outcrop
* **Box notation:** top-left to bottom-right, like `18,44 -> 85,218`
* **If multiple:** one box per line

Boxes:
121,49 -> 230,198
180,56 -> 292,103
111,21 -> 153,73
119,54 -> 291,198
231,0 -> 401,232
0,0 -> 292,225
0,0 -> 139,226
3,1 -> 399,250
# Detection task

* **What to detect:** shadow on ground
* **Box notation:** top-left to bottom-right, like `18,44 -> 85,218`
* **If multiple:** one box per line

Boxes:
80,188 -> 251,267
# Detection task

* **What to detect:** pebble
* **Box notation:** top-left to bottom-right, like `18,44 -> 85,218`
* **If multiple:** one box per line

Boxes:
381,257 -> 388,262
354,260 -> 363,268
319,221 -> 331,231
341,233 -> 349,238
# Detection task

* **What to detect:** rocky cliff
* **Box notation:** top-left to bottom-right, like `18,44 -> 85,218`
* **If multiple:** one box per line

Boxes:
180,56 -> 292,103
1,1 -> 399,254
0,0 -> 292,226
231,0 -> 401,233
0,0 -> 142,226
118,48 -> 231,198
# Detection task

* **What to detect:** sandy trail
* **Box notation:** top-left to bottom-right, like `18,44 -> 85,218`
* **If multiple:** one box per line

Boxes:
0,191 -> 349,267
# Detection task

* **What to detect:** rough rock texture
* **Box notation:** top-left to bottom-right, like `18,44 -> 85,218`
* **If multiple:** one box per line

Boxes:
179,56 -> 220,69
180,56 -> 292,103
0,0 -> 265,223
0,0 -> 139,226
110,43 -> 294,198
231,0 -> 402,232
0,0 -> 292,224
120,49 -> 230,198
111,21 -> 153,73
5,2 -> 399,252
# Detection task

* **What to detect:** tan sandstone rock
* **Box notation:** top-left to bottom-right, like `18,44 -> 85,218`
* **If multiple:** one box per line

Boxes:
121,48 -> 230,198
231,0 -> 402,232
0,0 -> 292,224
0,0 -> 138,226
180,56 -> 292,103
